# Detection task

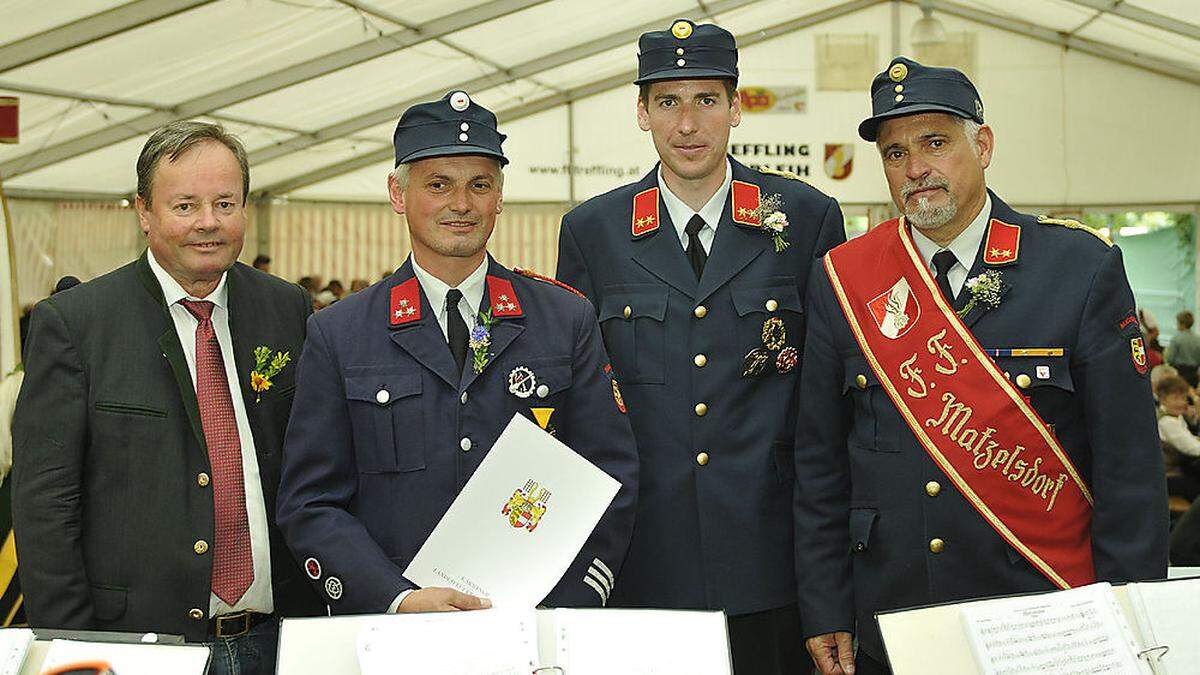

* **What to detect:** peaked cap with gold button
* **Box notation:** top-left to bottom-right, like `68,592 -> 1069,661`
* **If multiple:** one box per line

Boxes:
858,56 -> 984,141
392,90 -> 508,166
635,19 -> 739,85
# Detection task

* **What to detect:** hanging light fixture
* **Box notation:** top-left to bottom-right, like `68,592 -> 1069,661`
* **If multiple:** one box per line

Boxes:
911,0 -> 947,46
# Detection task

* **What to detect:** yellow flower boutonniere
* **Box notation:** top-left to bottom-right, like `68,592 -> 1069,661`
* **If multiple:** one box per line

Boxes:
251,345 -> 291,402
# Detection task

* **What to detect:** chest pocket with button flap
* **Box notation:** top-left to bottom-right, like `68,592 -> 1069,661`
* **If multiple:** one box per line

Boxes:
344,370 -> 424,473
992,354 -> 1073,426
598,286 -> 667,384
730,283 -> 803,365
842,354 -> 903,453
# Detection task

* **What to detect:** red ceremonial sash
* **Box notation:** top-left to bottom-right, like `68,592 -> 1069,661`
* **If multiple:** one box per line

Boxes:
824,218 -> 1095,589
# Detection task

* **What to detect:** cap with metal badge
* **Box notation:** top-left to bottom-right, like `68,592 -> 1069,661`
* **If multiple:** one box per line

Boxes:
634,19 -> 739,85
392,90 -> 508,167
858,56 -> 984,142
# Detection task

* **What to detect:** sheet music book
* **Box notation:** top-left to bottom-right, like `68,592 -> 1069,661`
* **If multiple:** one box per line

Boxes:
879,578 -> 1200,674
354,608 -> 732,675
405,413 -> 621,608
961,583 -> 1150,674
39,639 -> 209,674
0,629 -> 31,675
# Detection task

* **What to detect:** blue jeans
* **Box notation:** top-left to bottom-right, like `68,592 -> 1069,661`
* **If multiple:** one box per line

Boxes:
207,620 -> 278,675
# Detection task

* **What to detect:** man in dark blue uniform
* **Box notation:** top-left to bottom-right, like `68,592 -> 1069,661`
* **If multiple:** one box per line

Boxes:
556,19 -> 845,675
796,57 -> 1168,675
277,91 -> 638,615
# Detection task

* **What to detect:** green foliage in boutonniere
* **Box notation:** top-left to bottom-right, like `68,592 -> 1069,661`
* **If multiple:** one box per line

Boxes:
958,270 -> 1003,318
469,308 -> 496,374
754,192 -> 790,253
250,345 -> 291,402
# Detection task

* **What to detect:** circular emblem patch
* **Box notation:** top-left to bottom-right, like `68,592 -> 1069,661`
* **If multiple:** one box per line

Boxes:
889,62 -> 908,82
449,91 -> 471,112
762,317 -> 787,351
304,557 -> 321,580
671,20 -> 693,39
776,346 -> 799,374
508,366 -> 537,398
325,576 -> 343,601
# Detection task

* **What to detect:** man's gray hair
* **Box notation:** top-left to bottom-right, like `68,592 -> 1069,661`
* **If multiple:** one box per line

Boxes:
136,121 -> 250,207
962,118 -> 983,156
389,158 -> 505,190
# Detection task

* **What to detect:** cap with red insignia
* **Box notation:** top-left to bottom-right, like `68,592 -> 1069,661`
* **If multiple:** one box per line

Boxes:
635,19 -> 738,86
859,56 -> 984,142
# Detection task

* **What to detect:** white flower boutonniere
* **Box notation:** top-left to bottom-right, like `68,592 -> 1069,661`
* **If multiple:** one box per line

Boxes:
958,270 -> 1003,318
754,193 -> 790,253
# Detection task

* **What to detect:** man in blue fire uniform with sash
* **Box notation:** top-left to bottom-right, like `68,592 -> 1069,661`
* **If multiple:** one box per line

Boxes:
556,19 -> 845,675
796,57 -> 1168,675
276,91 -> 638,615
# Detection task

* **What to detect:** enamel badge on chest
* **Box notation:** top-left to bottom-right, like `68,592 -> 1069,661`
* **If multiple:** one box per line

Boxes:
508,366 -> 537,398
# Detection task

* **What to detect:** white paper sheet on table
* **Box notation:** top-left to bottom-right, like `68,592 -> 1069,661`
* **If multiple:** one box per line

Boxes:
552,608 -> 733,675
0,629 -> 31,675
1127,577 -> 1200,675
356,610 -> 538,675
404,413 -> 620,607
39,639 -> 209,675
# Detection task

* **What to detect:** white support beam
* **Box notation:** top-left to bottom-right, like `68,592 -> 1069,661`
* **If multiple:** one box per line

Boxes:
246,0 -> 766,166
920,0 -> 1200,85
0,0 -> 216,73
256,0 -> 883,196
0,0 -> 552,179
2,187 -> 131,202
1060,0 -> 1200,41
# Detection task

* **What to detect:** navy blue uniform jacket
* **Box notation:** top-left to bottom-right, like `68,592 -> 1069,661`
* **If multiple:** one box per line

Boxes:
795,193 -> 1168,659
557,158 -> 845,615
276,256 -> 638,613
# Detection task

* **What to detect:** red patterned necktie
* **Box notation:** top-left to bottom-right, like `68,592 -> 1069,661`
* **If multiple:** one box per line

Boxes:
179,299 -> 254,606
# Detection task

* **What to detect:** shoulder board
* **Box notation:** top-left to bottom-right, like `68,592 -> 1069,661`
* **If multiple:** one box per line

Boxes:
514,267 -> 586,299
1036,216 -> 1112,247
756,166 -> 810,184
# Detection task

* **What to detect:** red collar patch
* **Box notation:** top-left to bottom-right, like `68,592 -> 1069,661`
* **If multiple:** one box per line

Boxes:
632,187 -> 660,238
389,277 -> 422,326
731,180 -> 761,226
983,219 -> 1020,265
487,275 -> 523,317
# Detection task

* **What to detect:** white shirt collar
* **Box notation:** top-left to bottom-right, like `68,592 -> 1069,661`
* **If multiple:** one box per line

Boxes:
657,159 -> 733,247
910,192 -> 992,273
410,255 -> 488,319
146,247 -> 229,309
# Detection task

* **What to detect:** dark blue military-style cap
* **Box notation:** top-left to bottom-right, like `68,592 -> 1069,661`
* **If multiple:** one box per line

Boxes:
392,90 -> 508,166
858,56 -> 984,142
635,19 -> 738,85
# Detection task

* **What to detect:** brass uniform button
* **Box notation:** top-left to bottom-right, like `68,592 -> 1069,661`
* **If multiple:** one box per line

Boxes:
197,472 -> 210,487
696,452 -> 709,466
694,402 -> 708,417
189,608 -> 205,620
765,299 -> 779,312
895,94 -> 904,102
693,305 -> 707,318
855,374 -> 868,390
194,540 -> 209,555
925,481 -> 941,497
694,354 -> 707,368
623,305 -> 632,319
1015,373 -> 1032,389
894,84 -> 904,93
929,538 -> 945,554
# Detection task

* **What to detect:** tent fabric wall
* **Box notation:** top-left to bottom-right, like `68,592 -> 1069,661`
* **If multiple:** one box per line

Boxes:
5,199 -> 563,307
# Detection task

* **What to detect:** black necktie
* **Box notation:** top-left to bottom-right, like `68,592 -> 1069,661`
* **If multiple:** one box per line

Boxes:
685,215 -> 707,280
932,250 -> 957,303
445,289 -> 469,375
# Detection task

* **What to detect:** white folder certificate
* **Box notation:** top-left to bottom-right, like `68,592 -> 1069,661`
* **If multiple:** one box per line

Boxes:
404,413 -> 621,607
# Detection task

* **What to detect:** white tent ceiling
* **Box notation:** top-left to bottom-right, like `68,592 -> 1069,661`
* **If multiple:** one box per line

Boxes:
0,0 -> 1198,205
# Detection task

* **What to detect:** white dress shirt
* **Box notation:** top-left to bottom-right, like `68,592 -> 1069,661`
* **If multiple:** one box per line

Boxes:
658,159 -> 733,256
147,250 -> 274,617
411,256 -> 488,337
909,193 -> 992,299
1159,413 -> 1200,457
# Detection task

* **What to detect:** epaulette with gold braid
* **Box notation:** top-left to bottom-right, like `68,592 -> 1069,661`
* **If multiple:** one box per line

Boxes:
1036,216 -> 1112,247
514,267 -> 586,298
756,166 -> 811,184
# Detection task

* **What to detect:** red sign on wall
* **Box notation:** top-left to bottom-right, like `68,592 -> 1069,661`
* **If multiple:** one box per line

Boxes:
0,97 -> 18,144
